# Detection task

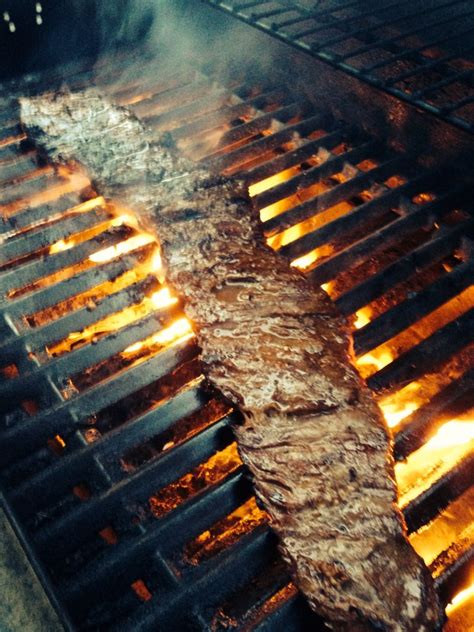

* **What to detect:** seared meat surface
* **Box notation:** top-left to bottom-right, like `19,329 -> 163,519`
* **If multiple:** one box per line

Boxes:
21,90 -> 443,632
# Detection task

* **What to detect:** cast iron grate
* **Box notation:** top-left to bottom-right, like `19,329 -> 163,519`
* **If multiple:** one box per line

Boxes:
203,0 -> 474,133
0,53 -> 473,630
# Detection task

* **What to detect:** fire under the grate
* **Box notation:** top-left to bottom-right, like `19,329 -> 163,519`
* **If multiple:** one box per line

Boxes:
0,51 -> 473,631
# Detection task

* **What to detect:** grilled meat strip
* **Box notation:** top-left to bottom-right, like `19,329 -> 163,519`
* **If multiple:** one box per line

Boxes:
21,90 -> 443,632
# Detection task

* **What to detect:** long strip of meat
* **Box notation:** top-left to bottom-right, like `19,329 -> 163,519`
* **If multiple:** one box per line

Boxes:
21,90 -> 443,631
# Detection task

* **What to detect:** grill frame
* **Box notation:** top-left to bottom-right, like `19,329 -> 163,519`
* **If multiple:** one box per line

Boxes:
203,0 -> 474,134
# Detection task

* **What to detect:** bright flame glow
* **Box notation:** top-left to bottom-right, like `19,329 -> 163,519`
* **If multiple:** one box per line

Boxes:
150,287 -> 178,310
89,234 -> 154,263
49,239 -> 73,254
248,167 -> 300,198
354,307 -> 372,330
446,582 -> 474,615
395,419 -> 474,508
122,317 -> 193,357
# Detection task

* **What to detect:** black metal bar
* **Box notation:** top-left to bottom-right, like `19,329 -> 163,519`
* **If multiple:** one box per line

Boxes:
367,307 -> 474,392
208,113 -> 325,171
0,308 -> 176,407
415,67 -> 474,100
244,127 -> 344,184
443,93 -> 474,114
0,152 -> 37,184
340,16 -> 474,64
289,0 -> 416,41
307,186 -> 464,286
0,206 -> 109,265
0,340 -> 197,468
0,171 -> 62,207
10,383 -> 206,518
403,452 -> 474,534
252,139 -> 380,210
354,258 -> 474,356
359,8 -> 474,72
119,525 -> 274,632
394,367 -> 474,460
1,247 -> 148,322
266,154 -> 407,242
254,594 -> 324,632
205,1 -> 474,133
34,416 -> 234,558
336,220 -> 471,315
309,1 -> 471,53
210,102 -> 303,152
435,543 -> 474,608
0,226 -> 130,297
169,88 -> 289,140
0,192 -> 87,235
61,470 -> 250,609
0,276 -> 159,367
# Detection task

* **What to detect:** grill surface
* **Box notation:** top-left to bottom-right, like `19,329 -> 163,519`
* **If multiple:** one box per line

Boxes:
0,32 -> 473,632
204,0 -> 474,133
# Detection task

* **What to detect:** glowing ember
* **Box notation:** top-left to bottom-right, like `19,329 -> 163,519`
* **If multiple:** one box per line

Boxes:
446,582 -> 474,615
396,418 -> 474,508
121,317 -> 194,357
150,287 -> 178,310
248,167 -> 300,198
409,487 -> 474,566
89,233 -> 155,263
49,239 -> 73,254
353,307 -> 372,330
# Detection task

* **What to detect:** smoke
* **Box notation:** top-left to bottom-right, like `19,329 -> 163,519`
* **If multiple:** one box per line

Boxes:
92,1 -> 280,91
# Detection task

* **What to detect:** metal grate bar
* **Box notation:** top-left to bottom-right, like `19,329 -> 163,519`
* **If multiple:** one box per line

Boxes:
306,187 -> 465,286
0,341 -> 196,468
266,154 -> 408,243
336,219 -> 472,315
0,192 -> 87,235
0,227 -> 129,297
0,249 -> 148,321
61,470 -> 250,609
207,112 -> 326,171
205,0 -> 474,132
0,311 -> 171,406
252,139 -> 380,210
211,102 -> 304,151
394,367 -> 474,459
367,307 -> 474,392
354,258 -> 474,356
0,206 -> 109,264
403,452 -> 474,533
243,127 -> 345,184
10,384 -> 205,519
34,416 -> 234,557
119,526 -> 274,632
0,276 -> 159,365
170,88 -> 289,140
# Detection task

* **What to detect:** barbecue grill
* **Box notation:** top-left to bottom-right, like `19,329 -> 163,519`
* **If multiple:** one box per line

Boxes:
0,1 -> 473,630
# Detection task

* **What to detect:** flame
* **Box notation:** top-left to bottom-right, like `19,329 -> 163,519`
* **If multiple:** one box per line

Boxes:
409,486 -> 474,567
248,167 -> 300,198
353,306 -> 372,330
446,582 -> 474,615
395,418 -> 474,508
149,287 -> 178,310
89,233 -> 155,263
121,317 -> 193,357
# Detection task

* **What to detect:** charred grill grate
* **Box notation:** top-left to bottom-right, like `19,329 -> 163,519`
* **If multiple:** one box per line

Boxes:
0,116 -> 322,631
0,51 -> 473,630
203,0 -> 474,133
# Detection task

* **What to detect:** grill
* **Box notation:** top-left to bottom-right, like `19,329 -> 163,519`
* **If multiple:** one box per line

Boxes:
204,0 -> 474,133
1,2 -> 473,631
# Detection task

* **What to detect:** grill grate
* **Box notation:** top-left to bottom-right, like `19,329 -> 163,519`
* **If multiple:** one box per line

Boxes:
0,123 -> 322,631
203,0 -> 474,133
1,50 -> 473,629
